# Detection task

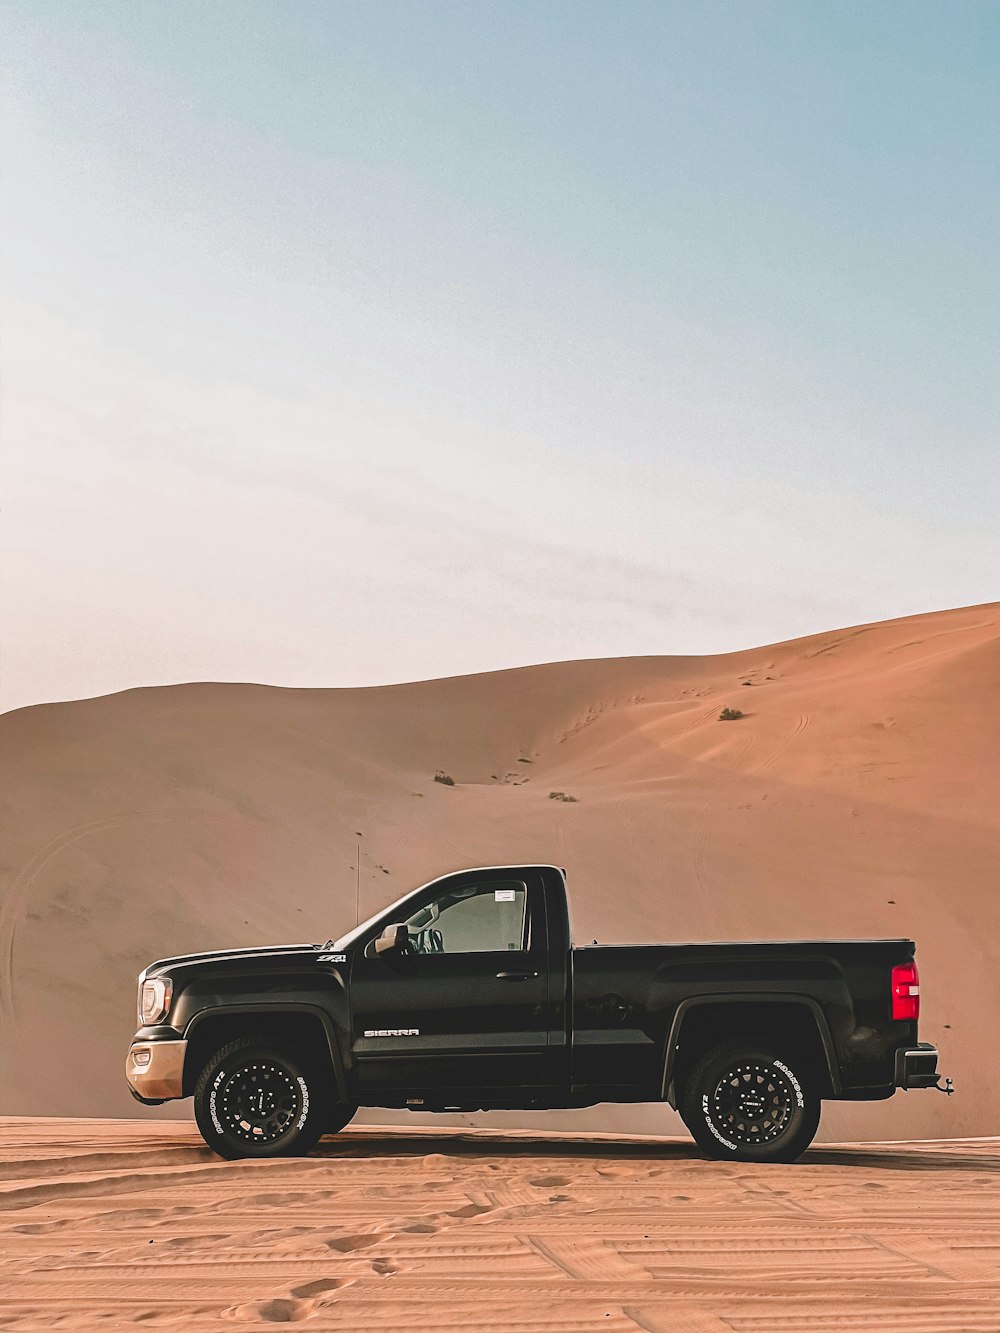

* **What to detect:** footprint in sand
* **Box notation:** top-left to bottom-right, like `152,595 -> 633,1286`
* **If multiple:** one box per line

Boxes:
290,1278 -> 346,1298
529,1175 -> 570,1187
247,1225 -> 314,1244
420,1153 -> 449,1167
400,1221 -> 438,1234
161,1233 -> 229,1248
245,1190 -> 330,1208
446,1202 -> 491,1218
227,1297 -> 311,1323
325,1232 -> 380,1252
371,1258 -> 398,1275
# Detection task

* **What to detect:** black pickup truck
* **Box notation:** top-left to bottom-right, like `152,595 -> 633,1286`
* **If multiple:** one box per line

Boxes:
126,864 -> 950,1162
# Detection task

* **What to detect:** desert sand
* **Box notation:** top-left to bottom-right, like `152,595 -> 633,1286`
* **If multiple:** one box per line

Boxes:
1,1118 -> 999,1330
1,602 -> 998,1143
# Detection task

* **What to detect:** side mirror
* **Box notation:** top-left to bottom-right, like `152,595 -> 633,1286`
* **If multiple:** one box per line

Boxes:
374,922 -> 408,957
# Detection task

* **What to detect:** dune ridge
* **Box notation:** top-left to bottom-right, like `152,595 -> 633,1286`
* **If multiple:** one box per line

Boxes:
1,601 -> 998,1141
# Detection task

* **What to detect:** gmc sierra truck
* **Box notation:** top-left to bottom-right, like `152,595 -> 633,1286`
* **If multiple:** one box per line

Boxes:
125,864 -> 951,1162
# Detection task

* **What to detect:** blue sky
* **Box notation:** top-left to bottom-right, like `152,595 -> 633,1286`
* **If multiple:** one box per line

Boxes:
2,1 -> 998,711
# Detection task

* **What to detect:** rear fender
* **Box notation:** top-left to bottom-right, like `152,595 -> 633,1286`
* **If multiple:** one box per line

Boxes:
661,993 -> 841,1102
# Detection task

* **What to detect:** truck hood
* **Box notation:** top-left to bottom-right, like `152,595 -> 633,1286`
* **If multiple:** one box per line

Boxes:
144,943 -> 323,976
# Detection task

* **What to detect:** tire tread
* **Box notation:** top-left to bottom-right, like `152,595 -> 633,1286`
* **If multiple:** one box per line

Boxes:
680,1035 -> 820,1164
193,1034 -> 329,1160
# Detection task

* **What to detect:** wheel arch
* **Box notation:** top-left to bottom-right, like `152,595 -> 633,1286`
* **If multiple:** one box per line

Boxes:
662,993 -> 840,1105
182,1003 -> 347,1100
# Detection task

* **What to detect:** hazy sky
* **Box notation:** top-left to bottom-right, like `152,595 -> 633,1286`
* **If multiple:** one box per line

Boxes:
2,1 -> 998,714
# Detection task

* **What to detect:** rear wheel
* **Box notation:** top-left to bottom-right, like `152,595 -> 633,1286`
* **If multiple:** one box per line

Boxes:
194,1035 -> 340,1160
681,1037 -> 820,1163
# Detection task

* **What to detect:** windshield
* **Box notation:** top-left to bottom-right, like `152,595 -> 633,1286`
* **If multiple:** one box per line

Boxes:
330,878 -> 442,951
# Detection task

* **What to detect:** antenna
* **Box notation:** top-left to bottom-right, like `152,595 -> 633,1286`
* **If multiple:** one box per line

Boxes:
355,835 -> 362,926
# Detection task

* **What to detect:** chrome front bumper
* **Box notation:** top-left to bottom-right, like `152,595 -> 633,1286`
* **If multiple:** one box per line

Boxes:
125,1039 -> 187,1102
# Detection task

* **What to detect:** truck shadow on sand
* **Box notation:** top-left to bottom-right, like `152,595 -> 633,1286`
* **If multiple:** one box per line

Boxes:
802,1144 -> 1000,1173
314,1129 -> 1000,1174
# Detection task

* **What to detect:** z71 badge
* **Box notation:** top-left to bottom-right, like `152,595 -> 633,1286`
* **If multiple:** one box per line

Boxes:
317,953 -> 347,964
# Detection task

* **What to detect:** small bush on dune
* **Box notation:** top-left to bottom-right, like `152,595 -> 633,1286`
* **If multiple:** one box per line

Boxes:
718,706 -> 744,721
549,791 -> 578,802
433,771 -> 455,786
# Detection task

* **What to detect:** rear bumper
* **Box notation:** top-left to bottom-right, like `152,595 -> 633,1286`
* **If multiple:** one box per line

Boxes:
894,1042 -> 945,1090
125,1039 -> 187,1102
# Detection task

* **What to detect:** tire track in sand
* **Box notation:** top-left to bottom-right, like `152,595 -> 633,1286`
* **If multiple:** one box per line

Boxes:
748,712 -> 811,777
1,1122 -> 999,1332
0,813 -> 240,1024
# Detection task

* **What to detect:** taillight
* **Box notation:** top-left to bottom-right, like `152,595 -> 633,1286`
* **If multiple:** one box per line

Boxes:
891,961 -> 920,1021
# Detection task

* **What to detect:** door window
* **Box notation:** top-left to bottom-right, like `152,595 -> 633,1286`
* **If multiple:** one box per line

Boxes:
403,880 -> 528,954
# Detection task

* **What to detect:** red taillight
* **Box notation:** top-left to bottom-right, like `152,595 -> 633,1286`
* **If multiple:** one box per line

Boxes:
891,961 -> 920,1021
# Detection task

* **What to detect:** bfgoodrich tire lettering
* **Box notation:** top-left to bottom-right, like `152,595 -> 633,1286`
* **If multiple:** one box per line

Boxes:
681,1038 -> 820,1164
194,1035 -> 330,1161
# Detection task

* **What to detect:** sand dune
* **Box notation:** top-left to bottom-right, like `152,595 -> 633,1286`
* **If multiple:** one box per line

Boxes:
1,602 -> 998,1142
1,1119 -> 999,1330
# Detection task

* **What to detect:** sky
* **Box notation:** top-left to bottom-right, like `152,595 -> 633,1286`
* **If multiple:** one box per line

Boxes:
2,1 -> 998,714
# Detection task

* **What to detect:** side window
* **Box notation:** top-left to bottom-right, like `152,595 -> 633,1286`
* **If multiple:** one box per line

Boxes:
403,881 -> 528,955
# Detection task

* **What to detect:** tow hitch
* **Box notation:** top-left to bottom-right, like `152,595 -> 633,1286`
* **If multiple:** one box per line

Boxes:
894,1044 -> 950,1092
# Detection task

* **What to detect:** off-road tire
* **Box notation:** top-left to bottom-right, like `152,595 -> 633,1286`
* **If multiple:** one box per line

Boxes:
681,1037 -> 820,1164
194,1035 -> 334,1161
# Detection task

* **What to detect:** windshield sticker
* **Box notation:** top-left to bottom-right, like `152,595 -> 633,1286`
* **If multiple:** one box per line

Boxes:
495,888 -> 516,902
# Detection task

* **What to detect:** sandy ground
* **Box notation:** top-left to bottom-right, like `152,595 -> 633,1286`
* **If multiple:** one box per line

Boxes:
1,602 -> 998,1141
1,1119 -> 999,1331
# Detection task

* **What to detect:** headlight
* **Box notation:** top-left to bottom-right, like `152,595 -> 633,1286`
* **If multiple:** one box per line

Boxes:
138,975 -> 173,1024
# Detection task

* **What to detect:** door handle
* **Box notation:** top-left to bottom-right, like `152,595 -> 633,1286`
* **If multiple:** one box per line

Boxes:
496,970 -> 539,980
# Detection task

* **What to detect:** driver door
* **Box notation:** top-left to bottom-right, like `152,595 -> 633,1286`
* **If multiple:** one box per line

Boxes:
348,868 -> 550,1096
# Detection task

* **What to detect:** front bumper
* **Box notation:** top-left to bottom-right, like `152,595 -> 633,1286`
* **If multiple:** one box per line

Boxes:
125,1039 -> 187,1103
895,1042 -> 951,1092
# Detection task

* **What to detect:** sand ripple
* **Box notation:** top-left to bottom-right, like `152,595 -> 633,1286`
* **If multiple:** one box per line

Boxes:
1,1120 -> 999,1330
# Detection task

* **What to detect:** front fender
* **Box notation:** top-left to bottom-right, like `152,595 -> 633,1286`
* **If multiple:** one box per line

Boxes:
182,1001 -> 349,1101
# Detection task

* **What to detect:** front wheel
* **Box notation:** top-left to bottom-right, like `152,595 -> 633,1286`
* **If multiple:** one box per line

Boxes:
194,1035 -> 336,1160
681,1038 -> 820,1163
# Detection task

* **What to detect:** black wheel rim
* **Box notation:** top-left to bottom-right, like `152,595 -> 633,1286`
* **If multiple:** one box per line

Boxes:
216,1060 -> 303,1144
709,1061 -> 796,1146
